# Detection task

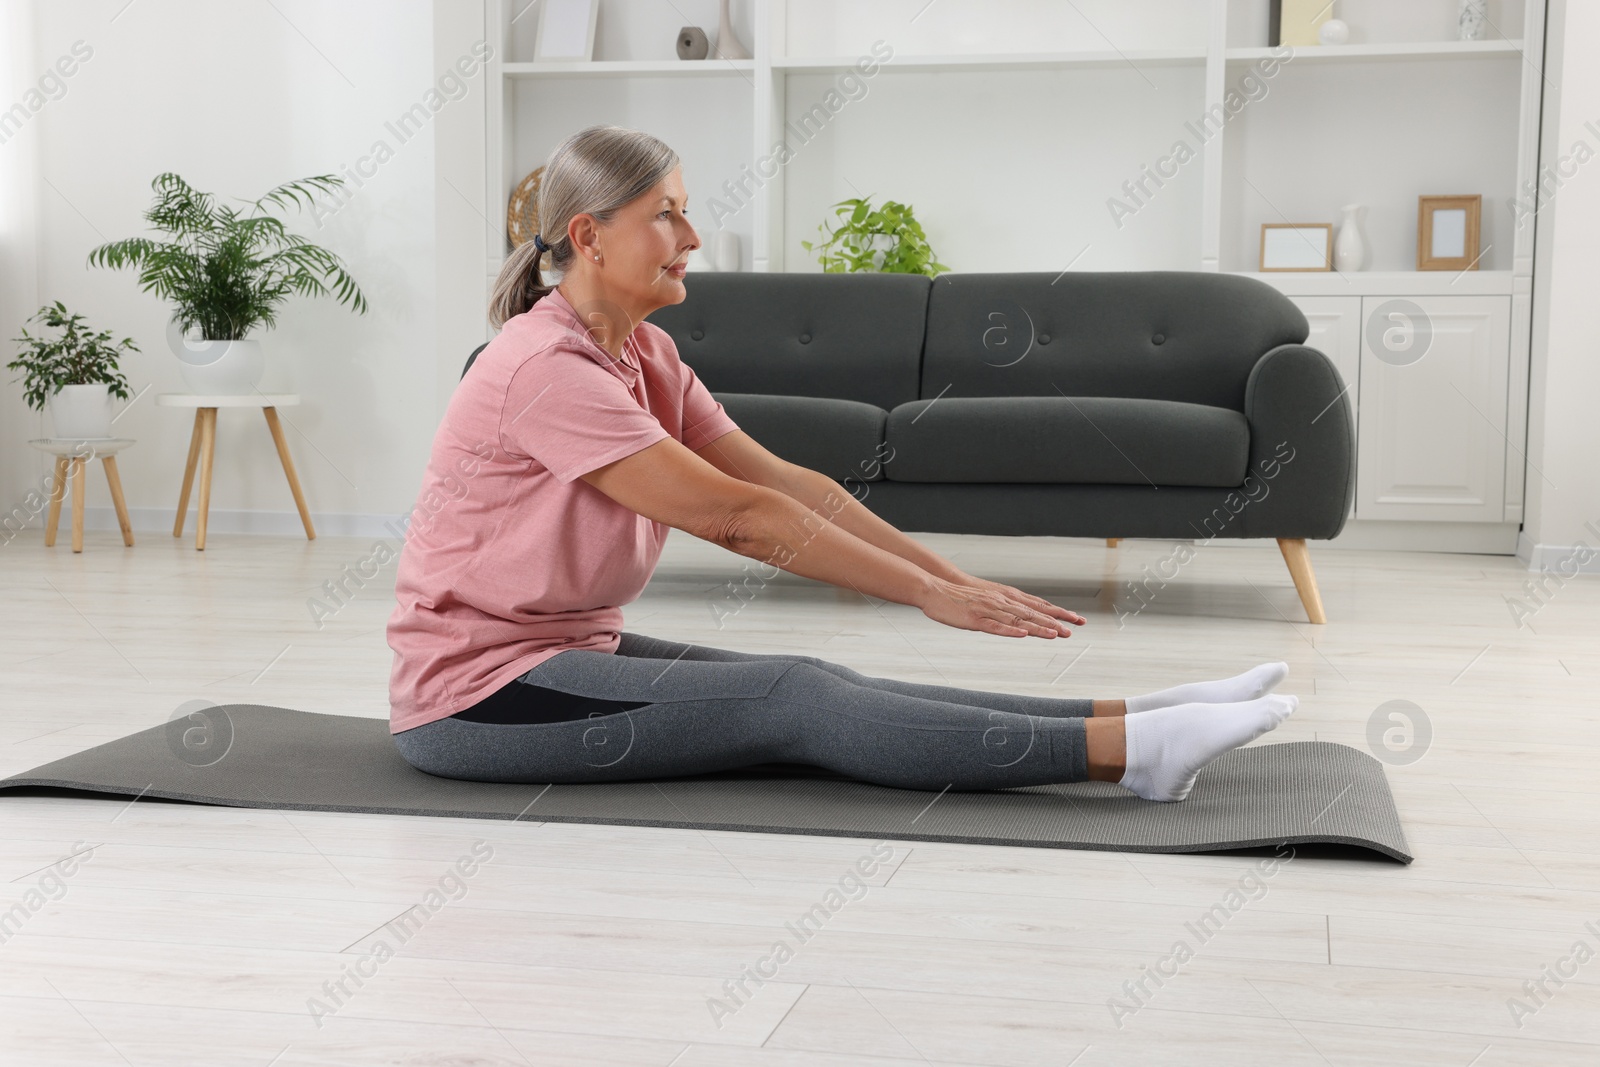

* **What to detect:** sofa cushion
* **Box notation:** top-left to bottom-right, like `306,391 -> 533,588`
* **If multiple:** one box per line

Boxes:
712,392 -> 889,483
647,273 -> 931,412
882,396 -> 1249,487
921,271 -> 1309,412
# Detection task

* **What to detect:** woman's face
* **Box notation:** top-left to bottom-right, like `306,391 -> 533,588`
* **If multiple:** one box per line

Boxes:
592,166 -> 700,314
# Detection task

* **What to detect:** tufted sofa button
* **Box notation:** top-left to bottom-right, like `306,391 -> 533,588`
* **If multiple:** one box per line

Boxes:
1151,333 -> 1166,345
690,328 -> 704,340
1037,333 -> 1051,345
799,332 -> 811,344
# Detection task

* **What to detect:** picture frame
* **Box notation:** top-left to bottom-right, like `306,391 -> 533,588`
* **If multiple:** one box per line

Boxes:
1271,0 -> 1333,47
1417,194 -> 1482,271
534,0 -> 599,62
1259,223 -> 1333,272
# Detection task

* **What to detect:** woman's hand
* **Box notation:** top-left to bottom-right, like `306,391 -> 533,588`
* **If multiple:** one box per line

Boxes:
918,572 -> 1087,638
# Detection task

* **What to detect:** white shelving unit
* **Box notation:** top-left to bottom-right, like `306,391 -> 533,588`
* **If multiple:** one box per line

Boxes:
484,0 -> 1548,551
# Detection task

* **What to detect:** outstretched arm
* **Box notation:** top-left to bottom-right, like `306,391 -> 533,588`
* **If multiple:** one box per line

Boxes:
693,430 -> 1085,630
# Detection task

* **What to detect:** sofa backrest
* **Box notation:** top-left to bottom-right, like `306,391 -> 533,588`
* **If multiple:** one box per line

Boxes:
922,271 -> 1309,411
647,272 -> 931,411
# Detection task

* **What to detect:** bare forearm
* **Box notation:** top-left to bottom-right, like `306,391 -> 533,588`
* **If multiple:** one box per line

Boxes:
777,465 -> 967,582
722,485 -> 939,609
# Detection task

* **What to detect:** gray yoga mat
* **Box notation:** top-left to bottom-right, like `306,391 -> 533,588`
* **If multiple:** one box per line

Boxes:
0,705 -> 1412,862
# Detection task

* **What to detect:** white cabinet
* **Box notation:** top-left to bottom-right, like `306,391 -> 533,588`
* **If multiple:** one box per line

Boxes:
1354,295 -> 1511,522
1282,291 -> 1514,528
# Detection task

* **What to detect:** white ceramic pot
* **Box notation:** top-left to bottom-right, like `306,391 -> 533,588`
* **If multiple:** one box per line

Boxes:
169,332 -> 265,395
47,383 -> 114,439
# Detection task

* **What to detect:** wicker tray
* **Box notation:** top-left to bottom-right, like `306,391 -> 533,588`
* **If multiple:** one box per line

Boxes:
506,166 -> 545,249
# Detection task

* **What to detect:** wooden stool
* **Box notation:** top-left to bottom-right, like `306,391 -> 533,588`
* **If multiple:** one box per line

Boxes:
155,394 -> 315,551
27,438 -> 137,553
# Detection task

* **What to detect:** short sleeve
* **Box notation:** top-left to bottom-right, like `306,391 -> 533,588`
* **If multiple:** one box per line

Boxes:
679,359 -> 740,451
499,347 -> 670,484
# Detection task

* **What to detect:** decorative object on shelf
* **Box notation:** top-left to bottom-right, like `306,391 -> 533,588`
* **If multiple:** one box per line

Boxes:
1417,194 -> 1482,270
534,0 -> 598,62
714,229 -> 740,272
7,301 -> 136,440
506,166 -> 546,249
1458,0 -> 1489,41
676,26 -> 709,61
801,197 -> 949,276
1273,0 -> 1334,47
686,249 -> 715,272
712,0 -> 750,61
1333,204 -> 1368,272
1318,19 -> 1350,46
88,172 -> 367,395
1259,223 -> 1334,272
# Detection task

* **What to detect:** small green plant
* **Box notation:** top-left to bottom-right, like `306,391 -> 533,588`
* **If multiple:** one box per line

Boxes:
7,301 -> 136,411
800,196 -> 949,276
87,171 -> 368,341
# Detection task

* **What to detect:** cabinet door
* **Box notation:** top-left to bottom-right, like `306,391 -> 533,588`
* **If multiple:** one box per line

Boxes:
1356,295 -> 1511,522
1288,296 -> 1361,520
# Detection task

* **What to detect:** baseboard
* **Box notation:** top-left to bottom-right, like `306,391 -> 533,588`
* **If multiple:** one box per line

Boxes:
5,507 -> 1545,562
0,505 -> 408,546
1193,520 -> 1521,555
1516,526 -> 1600,575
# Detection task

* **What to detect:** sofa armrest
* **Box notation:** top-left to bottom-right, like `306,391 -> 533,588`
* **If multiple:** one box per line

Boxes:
1238,344 -> 1355,540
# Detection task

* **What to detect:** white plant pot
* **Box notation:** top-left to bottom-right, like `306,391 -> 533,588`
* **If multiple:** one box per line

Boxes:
47,383 -> 114,439
169,332 -> 265,395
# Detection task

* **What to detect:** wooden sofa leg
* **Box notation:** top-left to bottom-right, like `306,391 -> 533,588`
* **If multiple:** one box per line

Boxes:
1277,538 -> 1327,624
1106,538 -> 1121,548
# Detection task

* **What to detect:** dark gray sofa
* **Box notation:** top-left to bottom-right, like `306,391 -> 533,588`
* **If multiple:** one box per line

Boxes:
466,271 -> 1352,623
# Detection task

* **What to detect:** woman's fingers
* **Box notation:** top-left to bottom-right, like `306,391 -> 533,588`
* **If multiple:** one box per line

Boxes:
1004,593 -> 1084,632
935,577 -> 1084,638
998,584 -> 1088,627
991,598 -> 1070,638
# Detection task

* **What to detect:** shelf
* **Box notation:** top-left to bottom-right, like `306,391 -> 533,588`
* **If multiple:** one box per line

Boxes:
1229,269 -> 1515,297
499,59 -> 755,78
774,50 -> 1206,73
1226,40 -> 1524,63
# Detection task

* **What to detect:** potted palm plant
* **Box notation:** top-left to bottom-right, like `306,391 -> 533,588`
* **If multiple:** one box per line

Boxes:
7,301 -> 136,439
87,172 -> 368,394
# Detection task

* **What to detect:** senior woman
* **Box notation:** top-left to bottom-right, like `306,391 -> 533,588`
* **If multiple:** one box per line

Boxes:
386,125 -> 1295,802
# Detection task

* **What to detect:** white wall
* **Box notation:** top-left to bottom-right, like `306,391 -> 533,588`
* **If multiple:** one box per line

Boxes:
0,0 -> 41,532
1,0 -> 486,541
1523,0 -> 1600,571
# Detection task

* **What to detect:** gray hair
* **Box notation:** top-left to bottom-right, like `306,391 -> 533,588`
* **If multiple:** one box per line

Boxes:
488,124 -> 680,329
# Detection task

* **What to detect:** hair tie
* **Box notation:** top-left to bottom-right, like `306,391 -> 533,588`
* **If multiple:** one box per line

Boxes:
532,233 -> 548,254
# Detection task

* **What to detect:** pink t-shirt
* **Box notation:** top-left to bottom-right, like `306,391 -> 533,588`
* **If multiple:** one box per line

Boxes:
386,287 -> 740,734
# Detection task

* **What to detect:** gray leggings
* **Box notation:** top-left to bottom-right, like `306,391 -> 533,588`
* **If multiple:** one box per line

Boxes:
392,632 -> 1092,792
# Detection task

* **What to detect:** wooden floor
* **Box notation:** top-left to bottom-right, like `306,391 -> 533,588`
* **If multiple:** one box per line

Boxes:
2,526 -> 1597,1065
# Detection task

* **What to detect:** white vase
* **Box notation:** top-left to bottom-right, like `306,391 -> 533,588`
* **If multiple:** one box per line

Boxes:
47,383 -> 114,439
1334,204 -> 1368,272
1458,0 -> 1488,41
168,324 -> 266,394
713,0 -> 749,60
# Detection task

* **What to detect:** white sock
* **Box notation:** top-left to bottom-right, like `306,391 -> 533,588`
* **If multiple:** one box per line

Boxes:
1124,662 -> 1289,715
1118,695 -> 1298,803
